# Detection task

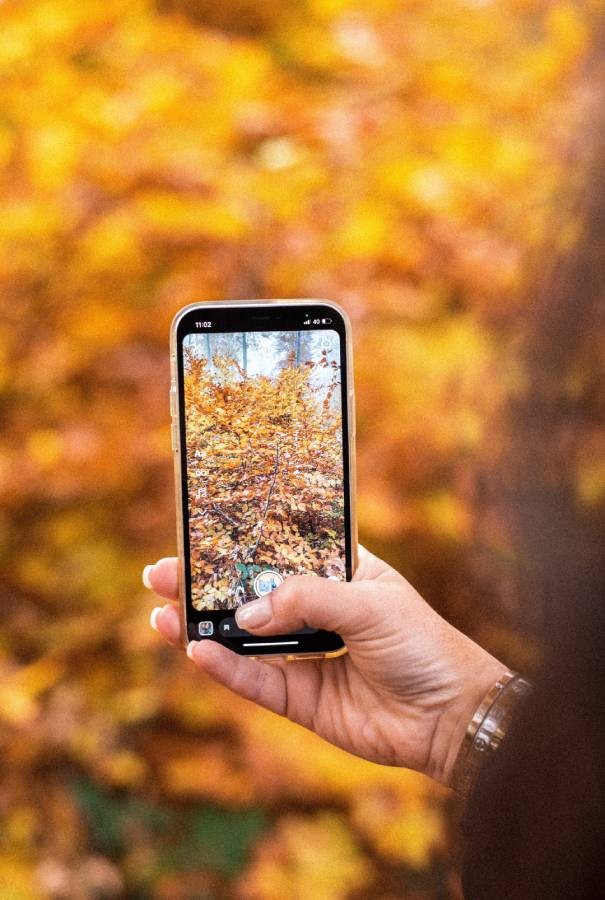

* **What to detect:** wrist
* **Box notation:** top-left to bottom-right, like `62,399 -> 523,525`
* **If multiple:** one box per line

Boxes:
450,669 -> 533,797
427,655 -> 510,788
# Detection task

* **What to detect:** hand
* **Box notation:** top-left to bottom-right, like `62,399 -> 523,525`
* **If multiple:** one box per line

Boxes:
144,547 -> 507,787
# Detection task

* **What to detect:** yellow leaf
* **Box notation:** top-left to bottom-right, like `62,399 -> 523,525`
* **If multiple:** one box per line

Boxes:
136,191 -> 249,240
27,430 -> 62,469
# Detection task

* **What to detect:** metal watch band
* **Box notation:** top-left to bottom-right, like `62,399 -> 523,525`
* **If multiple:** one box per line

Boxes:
451,670 -> 533,798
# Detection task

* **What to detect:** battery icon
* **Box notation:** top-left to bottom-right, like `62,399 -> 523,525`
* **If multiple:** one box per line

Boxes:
321,318 -> 332,324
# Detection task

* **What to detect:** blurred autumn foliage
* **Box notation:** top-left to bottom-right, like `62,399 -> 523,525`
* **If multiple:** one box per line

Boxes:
1,0 -> 605,898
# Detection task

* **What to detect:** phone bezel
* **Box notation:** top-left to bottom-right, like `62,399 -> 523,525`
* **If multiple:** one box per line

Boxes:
170,299 -> 357,659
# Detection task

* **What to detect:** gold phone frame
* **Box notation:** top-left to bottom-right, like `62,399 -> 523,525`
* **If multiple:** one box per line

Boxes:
169,299 -> 358,660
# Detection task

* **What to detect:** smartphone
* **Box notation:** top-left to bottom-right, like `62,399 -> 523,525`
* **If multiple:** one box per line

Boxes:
170,299 -> 357,659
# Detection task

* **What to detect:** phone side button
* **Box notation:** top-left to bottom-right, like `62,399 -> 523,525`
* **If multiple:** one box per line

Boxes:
171,421 -> 178,451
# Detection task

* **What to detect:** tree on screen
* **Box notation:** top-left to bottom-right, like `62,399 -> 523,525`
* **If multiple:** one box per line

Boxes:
183,336 -> 344,609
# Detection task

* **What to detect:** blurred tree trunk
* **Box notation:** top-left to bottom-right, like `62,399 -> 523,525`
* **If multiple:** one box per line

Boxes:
498,42 -> 605,640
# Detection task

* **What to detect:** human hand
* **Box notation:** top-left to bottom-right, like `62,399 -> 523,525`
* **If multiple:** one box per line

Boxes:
144,547 -> 506,787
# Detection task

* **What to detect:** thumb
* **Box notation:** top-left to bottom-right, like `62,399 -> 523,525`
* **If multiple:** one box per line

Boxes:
234,574 -> 382,639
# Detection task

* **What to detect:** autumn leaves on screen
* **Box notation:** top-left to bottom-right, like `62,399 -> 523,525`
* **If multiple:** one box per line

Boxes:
183,330 -> 345,611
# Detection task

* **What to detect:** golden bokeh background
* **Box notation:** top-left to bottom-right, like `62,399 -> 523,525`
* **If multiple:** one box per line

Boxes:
1,0 -> 604,897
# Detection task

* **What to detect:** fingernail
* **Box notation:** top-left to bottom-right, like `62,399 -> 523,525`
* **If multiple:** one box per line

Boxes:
235,596 -> 273,629
150,607 -> 162,631
142,565 -> 154,589
186,641 -> 199,660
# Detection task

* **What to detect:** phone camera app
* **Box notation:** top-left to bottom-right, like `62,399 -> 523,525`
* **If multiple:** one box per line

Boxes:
183,326 -> 346,612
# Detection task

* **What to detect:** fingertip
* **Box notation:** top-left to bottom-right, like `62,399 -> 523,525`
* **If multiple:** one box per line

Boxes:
186,639 -> 230,673
142,565 -> 154,589
148,557 -> 179,600
235,596 -> 273,631
152,603 -> 181,645
149,606 -> 161,631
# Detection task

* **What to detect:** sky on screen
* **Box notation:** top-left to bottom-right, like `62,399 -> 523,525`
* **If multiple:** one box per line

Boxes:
184,330 -> 341,404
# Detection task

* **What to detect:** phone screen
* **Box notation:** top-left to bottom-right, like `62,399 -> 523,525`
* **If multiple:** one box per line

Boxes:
173,302 -> 353,653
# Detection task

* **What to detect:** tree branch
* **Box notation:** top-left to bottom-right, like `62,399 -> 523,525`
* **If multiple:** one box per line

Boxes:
249,444 -> 281,564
